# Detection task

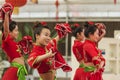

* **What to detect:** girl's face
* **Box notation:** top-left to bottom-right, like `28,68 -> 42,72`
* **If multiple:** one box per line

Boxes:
36,28 -> 51,46
10,25 -> 19,39
89,29 -> 99,42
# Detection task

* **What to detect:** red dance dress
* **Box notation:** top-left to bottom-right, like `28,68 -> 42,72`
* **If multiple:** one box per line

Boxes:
73,40 -> 105,80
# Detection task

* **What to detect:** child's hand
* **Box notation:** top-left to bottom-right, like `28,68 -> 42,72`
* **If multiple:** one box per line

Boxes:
47,49 -> 56,57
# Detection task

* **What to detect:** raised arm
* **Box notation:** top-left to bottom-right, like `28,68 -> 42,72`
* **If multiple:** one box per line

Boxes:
54,35 -> 60,43
97,29 -> 106,42
3,12 -> 10,38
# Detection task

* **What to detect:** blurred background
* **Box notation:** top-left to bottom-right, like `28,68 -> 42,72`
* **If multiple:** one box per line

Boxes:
0,0 -> 120,80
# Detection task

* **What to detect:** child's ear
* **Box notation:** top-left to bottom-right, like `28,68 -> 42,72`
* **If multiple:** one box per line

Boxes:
36,34 -> 39,39
77,32 -> 80,37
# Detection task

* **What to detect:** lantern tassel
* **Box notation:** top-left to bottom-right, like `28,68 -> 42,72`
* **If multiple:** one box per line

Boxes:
114,0 -> 117,4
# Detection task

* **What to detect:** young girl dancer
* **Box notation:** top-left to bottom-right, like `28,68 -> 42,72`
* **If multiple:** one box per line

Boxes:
1,3 -> 27,80
71,23 -> 86,80
28,22 -> 72,80
72,22 -> 106,80
82,24 -> 105,80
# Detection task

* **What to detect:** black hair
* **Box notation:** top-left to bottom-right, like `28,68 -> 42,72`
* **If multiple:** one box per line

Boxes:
84,22 -> 98,38
2,21 -> 17,32
33,22 -> 50,41
71,24 -> 83,37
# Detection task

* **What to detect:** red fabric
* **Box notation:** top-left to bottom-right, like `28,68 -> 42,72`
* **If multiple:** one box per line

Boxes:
74,67 -> 103,80
55,23 -> 72,38
2,33 -> 22,62
72,40 -> 84,62
74,68 -> 91,80
2,67 -> 18,80
0,3 -> 14,21
18,36 -> 33,54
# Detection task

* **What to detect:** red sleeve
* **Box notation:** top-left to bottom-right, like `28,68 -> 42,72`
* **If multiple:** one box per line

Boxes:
46,39 -> 57,53
2,33 -> 12,43
28,52 -> 40,68
52,39 -> 57,48
73,46 -> 82,62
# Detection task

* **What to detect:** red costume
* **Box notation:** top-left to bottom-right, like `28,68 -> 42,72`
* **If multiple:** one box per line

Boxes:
72,40 -> 86,80
2,33 -> 22,80
74,40 -> 105,80
28,39 -> 72,74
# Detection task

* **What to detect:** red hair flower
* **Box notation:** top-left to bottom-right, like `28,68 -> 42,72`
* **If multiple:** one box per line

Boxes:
74,23 -> 80,28
40,21 -> 47,26
88,21 -> 94,25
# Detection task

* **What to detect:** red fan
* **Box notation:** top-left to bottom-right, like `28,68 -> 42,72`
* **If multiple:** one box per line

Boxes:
18,36 -> 33,54
46,39 -> 72,72
55,23 -> 72,38
0,3 -> 14,21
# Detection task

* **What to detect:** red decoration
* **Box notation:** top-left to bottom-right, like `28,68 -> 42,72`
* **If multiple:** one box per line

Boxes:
55,0 -> 59,20
5,0 -> 27,7
40,21 -> 47,26
114,0 -> 116,4
18,36 -> 33,54
88,21 -> 94,25
95,23 -> 106,36
0,3 -> 14,21
55,23 -> 72,38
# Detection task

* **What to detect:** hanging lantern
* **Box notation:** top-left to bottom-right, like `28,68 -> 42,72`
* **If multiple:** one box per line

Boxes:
5,0 -> 27,14
55,0 -> 59,20
5,0 -> 27,7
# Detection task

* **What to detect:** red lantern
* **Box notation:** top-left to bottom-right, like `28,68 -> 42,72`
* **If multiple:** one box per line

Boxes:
5,0 -> 27,7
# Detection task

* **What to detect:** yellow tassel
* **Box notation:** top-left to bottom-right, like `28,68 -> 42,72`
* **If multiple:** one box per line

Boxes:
13,7 -> 19,15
